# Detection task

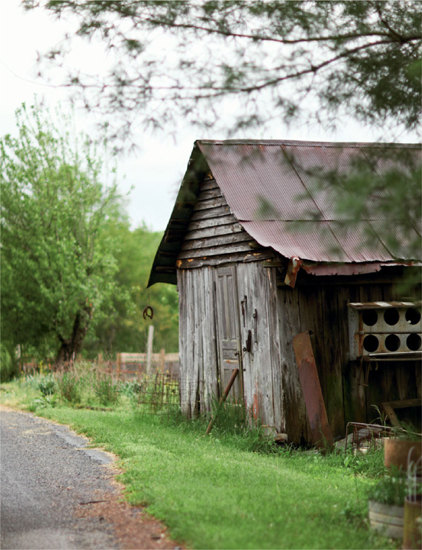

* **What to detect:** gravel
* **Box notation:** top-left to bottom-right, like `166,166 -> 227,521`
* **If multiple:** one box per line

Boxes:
1,408 -> 119,549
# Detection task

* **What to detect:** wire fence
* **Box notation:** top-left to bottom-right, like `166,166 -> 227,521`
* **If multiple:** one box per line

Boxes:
20,353 -> 180,380
130,373 -> 181,412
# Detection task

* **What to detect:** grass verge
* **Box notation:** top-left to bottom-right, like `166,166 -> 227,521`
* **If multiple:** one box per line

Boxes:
1,378 -> 398,550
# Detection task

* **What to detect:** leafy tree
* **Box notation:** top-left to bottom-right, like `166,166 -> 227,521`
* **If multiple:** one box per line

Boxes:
23,2 -> 421,279
85,221 -> 179,356
24,0 -> 421,138
0,102 -> 124,363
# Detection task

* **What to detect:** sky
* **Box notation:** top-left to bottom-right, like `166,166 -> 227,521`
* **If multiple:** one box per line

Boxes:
0,1 -> 419,231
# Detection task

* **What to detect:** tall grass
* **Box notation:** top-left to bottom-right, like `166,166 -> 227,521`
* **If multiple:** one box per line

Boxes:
93,374 -> 119,406
56,371 -> 81,404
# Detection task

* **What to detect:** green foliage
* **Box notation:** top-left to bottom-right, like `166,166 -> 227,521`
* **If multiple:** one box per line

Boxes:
119,380 -> 141,398
368,471 -> 407,506
25,1 -> 421,139
0,101 -> 125,362
56,372 -> 81,404
93,375 -> 119,406
37,374 -> 57,396
324,448 -> 386,479
32,394 -> 58,410
85,222 -> 179,356
0,344 -> 18,382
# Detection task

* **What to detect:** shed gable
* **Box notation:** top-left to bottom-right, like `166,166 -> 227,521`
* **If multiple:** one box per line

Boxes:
176,175 -> 273,270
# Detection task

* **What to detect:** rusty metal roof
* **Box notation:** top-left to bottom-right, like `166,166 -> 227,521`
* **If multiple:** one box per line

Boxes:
197,140 -> 421,261
148,139 -> 421,286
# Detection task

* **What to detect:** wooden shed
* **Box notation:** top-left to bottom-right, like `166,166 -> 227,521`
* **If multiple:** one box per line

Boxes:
148,140 -> 421,444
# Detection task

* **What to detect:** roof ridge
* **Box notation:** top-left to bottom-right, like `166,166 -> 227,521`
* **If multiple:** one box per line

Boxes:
197,139 -> 421,148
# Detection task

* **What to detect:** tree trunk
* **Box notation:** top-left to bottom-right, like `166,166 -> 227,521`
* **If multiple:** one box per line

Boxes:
56,306 -> 92,365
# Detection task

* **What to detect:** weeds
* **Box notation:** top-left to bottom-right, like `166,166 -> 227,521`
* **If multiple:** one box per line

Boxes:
56,372 -> 81,404
93,375 -> 119,406
119,380 -> 141,398
32,394 -> 58,410
367,468 -> 407,505
37,374 -> 56,396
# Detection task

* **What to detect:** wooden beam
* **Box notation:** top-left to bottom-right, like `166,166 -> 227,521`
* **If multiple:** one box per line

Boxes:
382,399 -> 422,428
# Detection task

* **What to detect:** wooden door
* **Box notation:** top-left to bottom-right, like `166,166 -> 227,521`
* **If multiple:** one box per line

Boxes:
214,265 -> 243,400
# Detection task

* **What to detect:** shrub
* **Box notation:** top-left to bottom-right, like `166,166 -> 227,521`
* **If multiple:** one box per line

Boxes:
120,380 -> 141,398
93,375 -> 119,406
368,470 -> 407,506
37,374 -> 56,396
0,345 -> 18,382
57,372 -> 81,404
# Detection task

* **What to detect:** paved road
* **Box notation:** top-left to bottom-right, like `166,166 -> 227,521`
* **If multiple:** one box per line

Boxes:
1,408 -> 121,549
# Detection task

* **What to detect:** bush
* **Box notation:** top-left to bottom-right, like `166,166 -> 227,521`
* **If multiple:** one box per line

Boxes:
119,380 -> 141,398
93,375 -> 119,406
57,372 -> 81,404
37,374 -> 56,396
0,345 -> 18,382
367,470 -> 407,506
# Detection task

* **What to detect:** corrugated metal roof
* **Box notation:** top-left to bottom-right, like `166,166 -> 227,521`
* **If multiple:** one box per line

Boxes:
197,140 -> 421,263
148,140 -> 421,286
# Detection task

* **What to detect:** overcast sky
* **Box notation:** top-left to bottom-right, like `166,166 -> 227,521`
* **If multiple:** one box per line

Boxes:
0,1 -> 419,231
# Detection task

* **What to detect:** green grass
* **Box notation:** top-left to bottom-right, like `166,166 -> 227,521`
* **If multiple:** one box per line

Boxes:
1,379 -> 397,550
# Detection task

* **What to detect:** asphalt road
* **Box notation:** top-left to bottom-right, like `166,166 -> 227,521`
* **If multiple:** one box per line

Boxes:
1,408 -> 120,549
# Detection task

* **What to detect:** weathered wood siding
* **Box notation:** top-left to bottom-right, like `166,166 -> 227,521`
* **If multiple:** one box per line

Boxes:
236,262 -> 285,433
277,280 -> 421,443
178,267 -> 218,417
177,175 -> 277,418
176,176 -> 273,269
178,262 -> 286,432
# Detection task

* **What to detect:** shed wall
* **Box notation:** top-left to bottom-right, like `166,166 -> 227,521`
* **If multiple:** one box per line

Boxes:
176,176 -> 273,270
177,262 -> 286,433
277,281 -> 422,443
178,267 -> 218,417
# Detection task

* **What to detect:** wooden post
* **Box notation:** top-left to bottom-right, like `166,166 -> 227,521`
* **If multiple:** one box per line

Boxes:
138,355 -> 142,382
205,369 -> 239,436
117,353 -> 121,380
146,325 -> 154,376
159,348 -> 166,373
98,352 -> 103,370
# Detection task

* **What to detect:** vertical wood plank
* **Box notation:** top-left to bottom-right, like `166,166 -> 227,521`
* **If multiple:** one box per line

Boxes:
278,286 -> 306,443
202,266 -> 218,412
319,286 -> 345,437
236,263 -> 254,419
235,263 -> 285,432
159,349 -> 166,373
340,284 -> 367,424
178,270 -> 188,415
267,267 -> 285,433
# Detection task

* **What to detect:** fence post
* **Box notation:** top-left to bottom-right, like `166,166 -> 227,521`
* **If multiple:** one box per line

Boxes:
146,325 -> 154,376
117,353 -> 121,380
159,348 -> 166,373
98,352 -> 103,370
